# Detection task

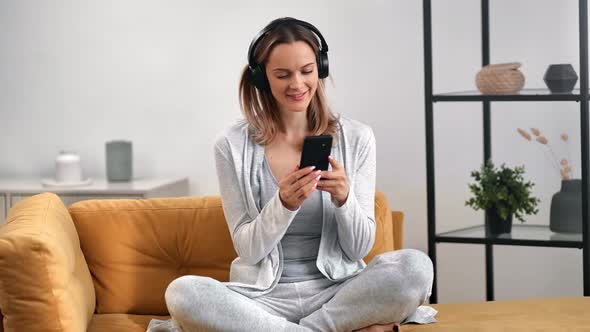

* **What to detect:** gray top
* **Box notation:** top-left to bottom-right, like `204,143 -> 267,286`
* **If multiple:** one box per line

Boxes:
213,113 -> 377,298
260,156 -> 324,283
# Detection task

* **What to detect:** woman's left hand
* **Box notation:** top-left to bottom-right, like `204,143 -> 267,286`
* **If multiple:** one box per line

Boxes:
317,155 -> 350,207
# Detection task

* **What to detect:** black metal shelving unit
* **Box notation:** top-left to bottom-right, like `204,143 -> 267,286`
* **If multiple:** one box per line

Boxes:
423,0 -> 590,304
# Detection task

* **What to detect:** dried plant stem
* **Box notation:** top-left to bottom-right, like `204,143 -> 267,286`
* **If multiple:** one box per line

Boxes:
560,133 -> 574,178
546,145 -> 563,172
535,144 -> 560,175
565,143 -> 574,178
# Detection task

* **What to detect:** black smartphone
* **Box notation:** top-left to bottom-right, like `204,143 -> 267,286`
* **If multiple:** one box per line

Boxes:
299,135 -> 333,170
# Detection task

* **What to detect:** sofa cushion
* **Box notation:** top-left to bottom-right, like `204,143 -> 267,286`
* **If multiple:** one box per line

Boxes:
88,313 -> 169,332
364,191 -> 394,264
68,192 -> 396,315
69,195 -> 236,315
0,192 -> 95,332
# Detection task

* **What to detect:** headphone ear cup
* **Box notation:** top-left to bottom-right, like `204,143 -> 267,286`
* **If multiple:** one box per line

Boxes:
317,52 -> 329,79
250,63 -> 270,92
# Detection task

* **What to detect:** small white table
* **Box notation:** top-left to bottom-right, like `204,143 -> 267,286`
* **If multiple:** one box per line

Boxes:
0,177 -> 190,224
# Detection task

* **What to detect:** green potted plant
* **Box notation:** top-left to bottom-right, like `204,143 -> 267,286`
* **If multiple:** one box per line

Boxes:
465,160 -> 541,235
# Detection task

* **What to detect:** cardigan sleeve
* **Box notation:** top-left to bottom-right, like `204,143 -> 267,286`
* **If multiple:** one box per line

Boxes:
333,126 -> 377,261
214,135 -> 300,265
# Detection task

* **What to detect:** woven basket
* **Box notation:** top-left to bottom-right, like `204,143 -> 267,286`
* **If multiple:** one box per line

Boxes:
475,62 -> 525,94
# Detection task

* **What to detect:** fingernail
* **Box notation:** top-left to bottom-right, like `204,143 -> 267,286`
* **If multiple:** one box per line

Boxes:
310,166 -> 316,170
316,175 -> 321,180
328,155 -> 332,159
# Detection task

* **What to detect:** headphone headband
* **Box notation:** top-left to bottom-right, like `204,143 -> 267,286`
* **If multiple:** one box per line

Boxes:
247,17 -> 329,68
247,17 -> 329,91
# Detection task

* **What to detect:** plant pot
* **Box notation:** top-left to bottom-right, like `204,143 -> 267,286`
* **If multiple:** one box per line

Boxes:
485,209 -> 513,235
544,64 -> 578,93
550,179 -> 584,234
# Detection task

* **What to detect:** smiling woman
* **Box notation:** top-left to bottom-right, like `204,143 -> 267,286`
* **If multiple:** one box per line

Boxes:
147,17 -> 437,332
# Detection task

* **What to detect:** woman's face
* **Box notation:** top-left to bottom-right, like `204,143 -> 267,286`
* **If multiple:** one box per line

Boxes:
265,41 -> 318,114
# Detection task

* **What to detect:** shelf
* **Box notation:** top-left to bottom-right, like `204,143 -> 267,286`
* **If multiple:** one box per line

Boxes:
436,224 -> 583,248
432,88 -> 589,102
423,0 -> 590,303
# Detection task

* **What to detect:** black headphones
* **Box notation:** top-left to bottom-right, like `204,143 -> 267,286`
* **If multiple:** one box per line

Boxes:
247,17 -> 329,92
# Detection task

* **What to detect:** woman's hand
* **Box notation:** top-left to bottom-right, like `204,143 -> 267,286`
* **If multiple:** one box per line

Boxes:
317,155 -> 350,207
278,165 -> 322,211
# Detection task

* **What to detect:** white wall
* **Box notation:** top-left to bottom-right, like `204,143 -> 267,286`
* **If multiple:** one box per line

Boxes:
0,0 -> 585,303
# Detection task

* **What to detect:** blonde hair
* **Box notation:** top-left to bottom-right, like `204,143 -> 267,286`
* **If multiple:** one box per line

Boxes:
238,19 -> 339,146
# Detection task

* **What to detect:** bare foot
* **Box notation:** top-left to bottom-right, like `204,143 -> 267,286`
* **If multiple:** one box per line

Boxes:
352,322 -> 400,332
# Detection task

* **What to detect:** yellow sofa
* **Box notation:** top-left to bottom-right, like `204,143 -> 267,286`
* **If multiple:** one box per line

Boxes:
0,191 -> 402,332
1,191 -> 588,332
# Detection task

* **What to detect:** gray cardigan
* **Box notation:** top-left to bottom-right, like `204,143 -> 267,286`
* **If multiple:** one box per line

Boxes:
213,113 -> 376,298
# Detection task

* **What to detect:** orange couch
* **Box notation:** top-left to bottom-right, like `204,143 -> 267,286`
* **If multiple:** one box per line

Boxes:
0,191 -> 403,332
2,191 -> 588,332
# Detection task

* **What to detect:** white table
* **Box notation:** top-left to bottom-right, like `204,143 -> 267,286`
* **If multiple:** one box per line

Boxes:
0,177 -> 190,224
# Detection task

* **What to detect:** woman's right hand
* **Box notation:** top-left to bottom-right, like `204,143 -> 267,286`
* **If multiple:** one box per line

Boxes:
278,165 -> 322,211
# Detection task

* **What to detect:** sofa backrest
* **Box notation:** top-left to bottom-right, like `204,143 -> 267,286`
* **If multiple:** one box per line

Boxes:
68,191 -> 398,315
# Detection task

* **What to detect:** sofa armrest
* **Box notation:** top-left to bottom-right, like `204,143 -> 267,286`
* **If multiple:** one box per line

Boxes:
391,211 -> 404,250
0,192 -> 95,332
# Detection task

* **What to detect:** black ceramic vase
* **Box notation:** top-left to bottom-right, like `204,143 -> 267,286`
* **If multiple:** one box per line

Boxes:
544,64 -> 578,93
550,179 -> 584,234
485,209 -> 513,235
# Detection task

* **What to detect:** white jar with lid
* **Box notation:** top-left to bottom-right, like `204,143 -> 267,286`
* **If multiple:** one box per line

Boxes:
55,150 -> 83,183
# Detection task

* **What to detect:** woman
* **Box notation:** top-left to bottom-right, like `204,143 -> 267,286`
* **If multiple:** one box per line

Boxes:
149,17 -> 437,332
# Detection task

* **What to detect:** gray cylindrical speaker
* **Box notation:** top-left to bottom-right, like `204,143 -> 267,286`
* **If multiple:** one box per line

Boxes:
106,140 -> 133,182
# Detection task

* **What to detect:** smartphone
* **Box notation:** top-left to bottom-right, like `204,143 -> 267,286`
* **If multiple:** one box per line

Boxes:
299,135 -> 333,171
